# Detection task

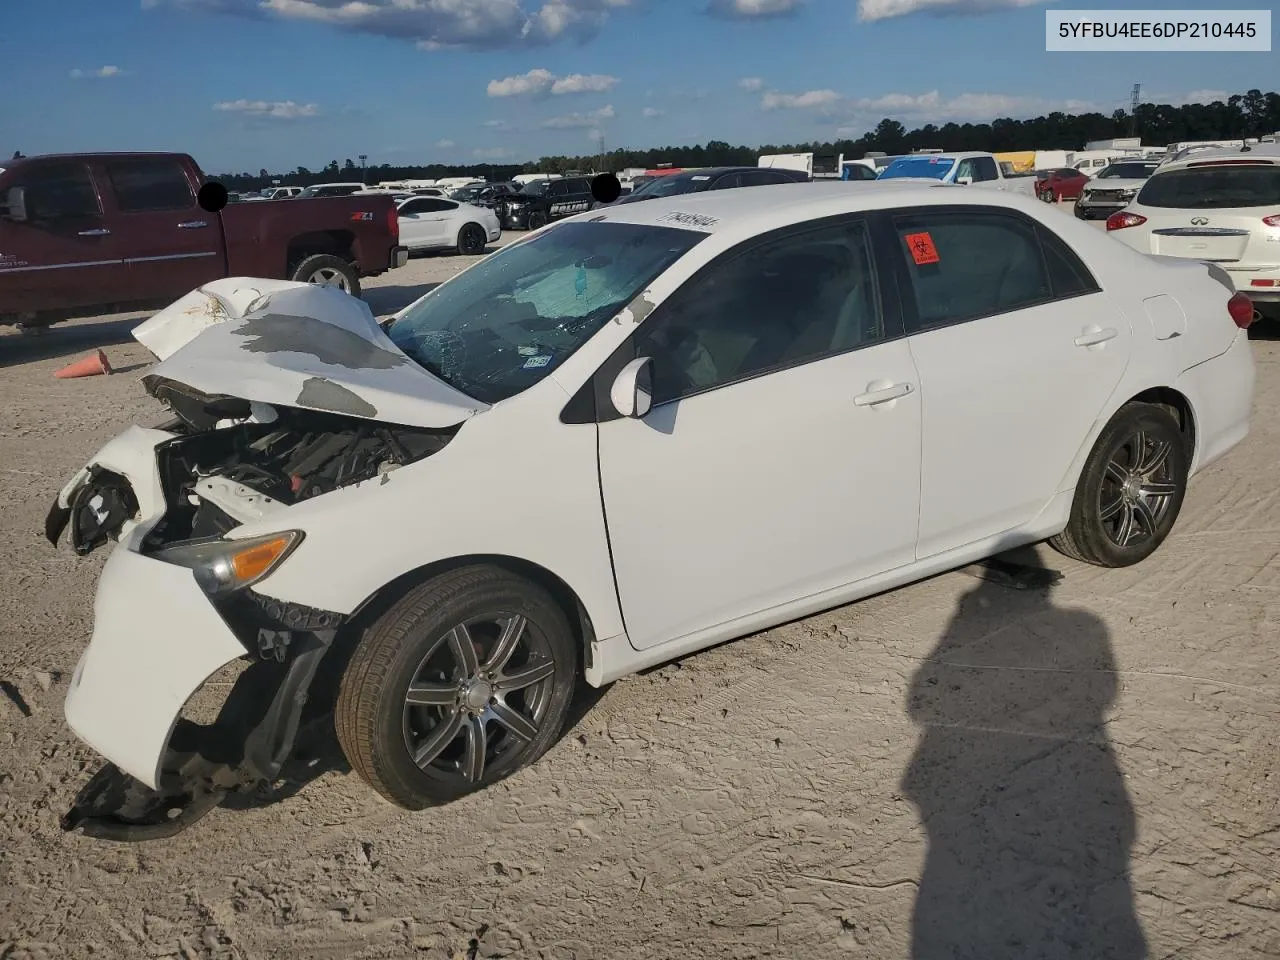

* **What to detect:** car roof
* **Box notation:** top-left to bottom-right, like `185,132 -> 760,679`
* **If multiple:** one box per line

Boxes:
583,180 -> 1035,238
1158,143 -> 1280,171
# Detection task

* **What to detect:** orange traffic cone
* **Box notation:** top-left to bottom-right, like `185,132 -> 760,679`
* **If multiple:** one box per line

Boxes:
54,349 -> 112,379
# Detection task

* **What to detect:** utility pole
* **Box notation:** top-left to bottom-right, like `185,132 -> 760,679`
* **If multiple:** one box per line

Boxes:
597,133 -> 605,174
358,154 -> 368,184
1129,83 -> 1141,137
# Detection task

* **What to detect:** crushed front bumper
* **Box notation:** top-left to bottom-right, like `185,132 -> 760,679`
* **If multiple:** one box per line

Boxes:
65,547 -> 249,790
50,428 -> 349,840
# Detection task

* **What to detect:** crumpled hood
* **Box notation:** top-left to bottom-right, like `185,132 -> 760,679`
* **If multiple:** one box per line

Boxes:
133,278 -> 486,429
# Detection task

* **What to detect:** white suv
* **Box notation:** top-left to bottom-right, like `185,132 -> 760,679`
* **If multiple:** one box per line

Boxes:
1107,144 -> 1280,319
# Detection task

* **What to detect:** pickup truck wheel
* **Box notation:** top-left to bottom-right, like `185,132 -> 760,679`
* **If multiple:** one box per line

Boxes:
291,254 -> 361,298
334,565 -> 577,809
457,223 -> 487,256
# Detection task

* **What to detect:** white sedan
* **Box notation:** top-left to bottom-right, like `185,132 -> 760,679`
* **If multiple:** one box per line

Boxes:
49,182 -> 1256,835
396,195 -> 501,256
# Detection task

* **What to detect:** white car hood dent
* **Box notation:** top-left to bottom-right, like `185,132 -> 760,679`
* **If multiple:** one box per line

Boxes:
137,280 -> 487,429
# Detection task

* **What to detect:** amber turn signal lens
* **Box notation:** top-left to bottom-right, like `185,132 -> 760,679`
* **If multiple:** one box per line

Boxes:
230,535 -> 295,583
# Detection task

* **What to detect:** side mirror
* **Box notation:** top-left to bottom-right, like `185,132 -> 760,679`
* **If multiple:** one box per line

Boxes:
610,357 -> 653,419
955,175 -> 973,186
4,186 -> 28,222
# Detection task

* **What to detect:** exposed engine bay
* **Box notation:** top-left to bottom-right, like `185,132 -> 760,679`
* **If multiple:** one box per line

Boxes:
142,375 -> 454,548
49,376 -> 458,842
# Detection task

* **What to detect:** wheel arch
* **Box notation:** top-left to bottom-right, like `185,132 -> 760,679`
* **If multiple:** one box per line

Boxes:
285,231 -> 356,274
1125,385 -> 1197,467
1054,384 -> 1198,506
345,554 -> 599,677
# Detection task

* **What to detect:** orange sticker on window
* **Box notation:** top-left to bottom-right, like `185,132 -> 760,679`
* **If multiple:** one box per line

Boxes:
905,232 -> 940,265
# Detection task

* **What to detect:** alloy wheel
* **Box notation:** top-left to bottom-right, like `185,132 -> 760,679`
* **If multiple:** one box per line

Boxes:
401,614 -> 556,785
1097,429 -> 1179,547
307,267 -> 351,292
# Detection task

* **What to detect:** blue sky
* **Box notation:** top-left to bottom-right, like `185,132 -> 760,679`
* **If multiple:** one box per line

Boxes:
4,0 -> 1273,174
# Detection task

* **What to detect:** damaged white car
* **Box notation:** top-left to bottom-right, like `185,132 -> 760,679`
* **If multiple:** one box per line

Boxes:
50,183 -> 1256,839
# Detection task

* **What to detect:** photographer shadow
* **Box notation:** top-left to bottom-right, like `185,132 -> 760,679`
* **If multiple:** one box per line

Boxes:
903,553 -> 1148,959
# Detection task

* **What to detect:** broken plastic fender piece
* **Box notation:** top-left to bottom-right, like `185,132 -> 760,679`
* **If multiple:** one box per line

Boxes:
60,761 -> 227,843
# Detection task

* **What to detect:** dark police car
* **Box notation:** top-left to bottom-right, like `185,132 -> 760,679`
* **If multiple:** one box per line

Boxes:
500,176 -> 595,230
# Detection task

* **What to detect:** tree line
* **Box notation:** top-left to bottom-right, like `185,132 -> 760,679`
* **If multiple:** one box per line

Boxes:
213,88 -> 1280,192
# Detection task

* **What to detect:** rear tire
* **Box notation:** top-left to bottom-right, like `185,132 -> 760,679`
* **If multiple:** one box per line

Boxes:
1049,402 -> 1188,568
456,223 -> 487,256
335,565 -> 577,810
290,254 -> 361,298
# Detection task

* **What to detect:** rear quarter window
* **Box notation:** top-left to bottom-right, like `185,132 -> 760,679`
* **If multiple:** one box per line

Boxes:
1137,165 -> 1280,209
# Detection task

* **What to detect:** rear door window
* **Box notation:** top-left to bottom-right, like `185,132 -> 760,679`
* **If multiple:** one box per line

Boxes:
16,162 -> 101,219
1137,165 -> 1280,209
972,157 -> 1000,182
740,170 -> 793,186
890,209 -> 1056,333
104,159 -> 195,211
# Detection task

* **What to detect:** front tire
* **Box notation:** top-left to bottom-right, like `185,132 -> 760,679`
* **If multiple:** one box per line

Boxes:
290,254 -> 361,298
526,211 -> 548,231
1049,402 -> 1188,568
335,566 -> 577,809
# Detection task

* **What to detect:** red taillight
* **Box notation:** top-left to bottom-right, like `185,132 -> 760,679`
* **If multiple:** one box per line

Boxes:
1250,279 -> 1278,287
1263,214 -> 1280,227
387,204 -> 399,243
1106,211 -> 1147,231
1227,292 -> 1255,329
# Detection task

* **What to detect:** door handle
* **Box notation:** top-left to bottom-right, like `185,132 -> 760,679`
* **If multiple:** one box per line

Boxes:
177,220 -> 208,229
854,382 -> 913,407
77,228 -> 111,237
1074,326 -> 1118,347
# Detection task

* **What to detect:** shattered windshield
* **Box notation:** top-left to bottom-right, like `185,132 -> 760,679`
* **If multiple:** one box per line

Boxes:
386,221 -> 706,404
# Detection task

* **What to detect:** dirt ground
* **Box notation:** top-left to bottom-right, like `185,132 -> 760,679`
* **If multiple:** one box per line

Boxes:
1,220 -> 1278,960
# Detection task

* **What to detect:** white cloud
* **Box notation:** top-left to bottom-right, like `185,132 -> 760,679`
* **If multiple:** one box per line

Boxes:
70,65 -> 127,79
551,72 -> 619,94
761,89 -> 842,110
483,119 -> 509,128
213,99 -> 320,120
586,128 -> 603,142
764,87 -> 1097,122
857,0 -> 1047,22
488,68 -> 556,97
487,67 -> 618,97
708,0 -> 803,17
147,0 -> 635,50
473,147 -> 510,159
738,77 -> 764,91
540,104 -> 615,129
641,106 -> 664,118
436,139 -> 456,148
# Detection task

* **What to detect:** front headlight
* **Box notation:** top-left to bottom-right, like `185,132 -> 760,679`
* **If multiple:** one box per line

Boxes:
154,530 -> 304,595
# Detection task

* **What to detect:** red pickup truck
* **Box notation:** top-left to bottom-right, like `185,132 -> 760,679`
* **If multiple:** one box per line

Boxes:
0,152 -> 407,329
